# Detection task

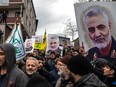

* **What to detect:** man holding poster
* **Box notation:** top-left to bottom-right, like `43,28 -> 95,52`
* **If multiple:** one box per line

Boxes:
83,5 -> 116,61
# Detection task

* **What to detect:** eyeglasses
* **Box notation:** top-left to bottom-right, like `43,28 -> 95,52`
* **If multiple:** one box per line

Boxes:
0,52 -> 5,55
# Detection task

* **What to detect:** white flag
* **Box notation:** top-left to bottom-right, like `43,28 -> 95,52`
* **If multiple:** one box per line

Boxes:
5,24 -> 26,60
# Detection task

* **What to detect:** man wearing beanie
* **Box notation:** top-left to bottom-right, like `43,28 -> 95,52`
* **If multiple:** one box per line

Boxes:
60,55 -> 71,65
67,55 -> 107,87
55,56 -> 73,87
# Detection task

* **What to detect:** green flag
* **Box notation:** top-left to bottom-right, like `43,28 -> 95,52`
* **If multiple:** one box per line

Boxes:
5,23 -> 26,60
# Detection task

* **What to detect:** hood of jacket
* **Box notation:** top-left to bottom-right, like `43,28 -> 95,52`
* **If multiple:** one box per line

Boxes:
0,43 -> 16,72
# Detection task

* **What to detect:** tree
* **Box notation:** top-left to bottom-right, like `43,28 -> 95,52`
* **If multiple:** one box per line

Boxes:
64,19 -> 77,41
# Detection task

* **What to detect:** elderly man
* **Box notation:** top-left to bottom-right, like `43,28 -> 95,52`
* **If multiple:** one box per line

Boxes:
25,57 -> 52,87
25,57 -> 39,78
83,6 -> 116,61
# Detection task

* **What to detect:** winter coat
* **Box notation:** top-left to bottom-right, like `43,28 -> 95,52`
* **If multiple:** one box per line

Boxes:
55,77 -> 73,87
26,72 -> 53,87
74,73 -> 107,87
0,44 -> 28,87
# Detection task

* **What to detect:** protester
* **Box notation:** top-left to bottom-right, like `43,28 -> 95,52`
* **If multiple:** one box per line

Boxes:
48,51 -> 57,71
55,56 -> 73,87
25,57 -> 39,78
91,58 -> 108,83
67,55 -> 107,87
32,49 -> 39,57
102,60 -> 116,87
0,43 -> 28,87
16,59 -> 25,69
91,58 -> 108,70
25,55 -> 52,87
26,72 -> 52,87
50,58 -> 60,86
37,57 -> 52,83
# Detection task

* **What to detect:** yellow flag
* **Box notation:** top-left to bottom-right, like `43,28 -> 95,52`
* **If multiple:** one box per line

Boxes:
34,42 -> 46,50
34,30 -> 47,50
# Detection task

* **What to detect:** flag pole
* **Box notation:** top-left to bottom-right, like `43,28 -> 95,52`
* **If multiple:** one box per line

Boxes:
20,5 -> 23,24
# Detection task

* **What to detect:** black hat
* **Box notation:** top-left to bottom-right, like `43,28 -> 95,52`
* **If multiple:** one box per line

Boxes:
67,55 -> 93,76
50,51 -> 55,55
61,55 -> 71,65
26,73 -> 52,87
93,58 -> 108,69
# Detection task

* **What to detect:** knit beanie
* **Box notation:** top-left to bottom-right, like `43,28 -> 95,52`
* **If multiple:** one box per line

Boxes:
61,55 -> 71,65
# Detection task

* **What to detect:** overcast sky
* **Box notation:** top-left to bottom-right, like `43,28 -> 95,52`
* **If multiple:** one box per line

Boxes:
33,0 -> 77,37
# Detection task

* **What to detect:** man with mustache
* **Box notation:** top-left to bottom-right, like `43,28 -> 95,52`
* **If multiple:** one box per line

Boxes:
25,57 -> 39,78
25,57 -> 52,87
83,6 -> 116,61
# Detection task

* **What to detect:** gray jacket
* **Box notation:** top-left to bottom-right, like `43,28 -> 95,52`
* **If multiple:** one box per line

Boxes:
74,73 -> 107,87
0,44 -> 28,87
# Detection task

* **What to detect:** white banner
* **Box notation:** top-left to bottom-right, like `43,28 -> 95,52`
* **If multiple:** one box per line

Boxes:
5,24 -> 26,60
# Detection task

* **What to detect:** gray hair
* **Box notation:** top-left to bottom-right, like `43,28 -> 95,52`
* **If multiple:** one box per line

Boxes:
26,57 -> 38,65
50,35 -> 59,42
83,5 -> 110,27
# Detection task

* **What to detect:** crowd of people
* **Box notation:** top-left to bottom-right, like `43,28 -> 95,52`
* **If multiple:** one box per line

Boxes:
0,43 -> 116,87
0,5 -> 116,87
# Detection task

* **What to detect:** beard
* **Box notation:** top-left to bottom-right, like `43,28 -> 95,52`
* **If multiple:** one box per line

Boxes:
50,47 -> 58,51
26,69 -> 37,75
58,69 -> 68,78
93,32 -> 111,49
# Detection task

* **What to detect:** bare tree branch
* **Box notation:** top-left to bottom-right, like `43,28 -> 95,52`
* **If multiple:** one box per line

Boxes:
64,19 -> 77,40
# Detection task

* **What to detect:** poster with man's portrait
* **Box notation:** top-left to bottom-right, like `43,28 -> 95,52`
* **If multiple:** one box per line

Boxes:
59,36 -> 70,47
47,34 -> 62,55
47,34 -> 59,51
25,38 -> 35,53
74,2 -> 116,61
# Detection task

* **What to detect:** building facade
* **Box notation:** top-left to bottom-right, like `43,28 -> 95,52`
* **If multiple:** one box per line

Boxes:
0,0 -> 38,43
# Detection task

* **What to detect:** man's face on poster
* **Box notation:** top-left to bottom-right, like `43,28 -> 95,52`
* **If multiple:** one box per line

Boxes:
49,38 -> 58,50
26,40 -> 32,48
85,14 -> 112,49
